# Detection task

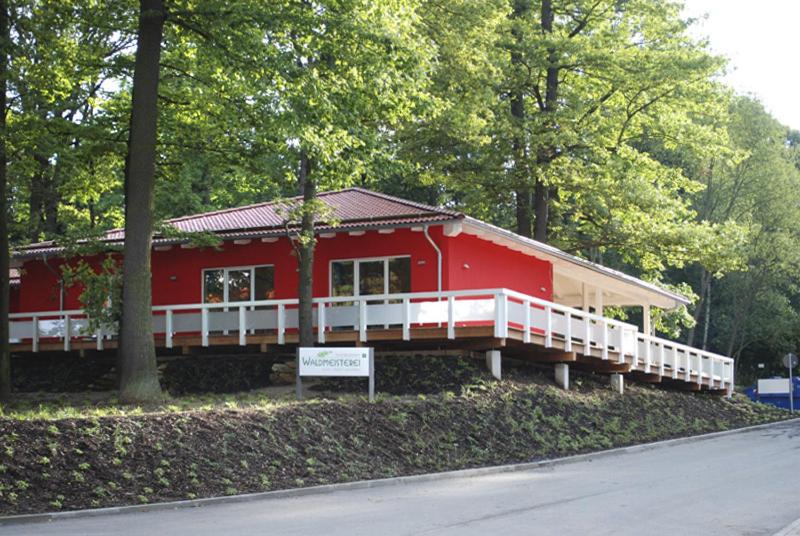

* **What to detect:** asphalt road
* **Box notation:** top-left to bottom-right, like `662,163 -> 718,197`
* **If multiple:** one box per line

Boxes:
5,420 -> 800,536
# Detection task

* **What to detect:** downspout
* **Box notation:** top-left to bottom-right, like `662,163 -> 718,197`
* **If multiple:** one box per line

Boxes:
423,225 -> 442,294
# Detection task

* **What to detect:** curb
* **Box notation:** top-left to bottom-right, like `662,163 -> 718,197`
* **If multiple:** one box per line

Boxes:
2,417 -> 798,527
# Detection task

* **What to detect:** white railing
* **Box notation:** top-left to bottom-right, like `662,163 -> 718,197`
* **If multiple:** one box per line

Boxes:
636,333 -> 733,389
8,287 -> 734,389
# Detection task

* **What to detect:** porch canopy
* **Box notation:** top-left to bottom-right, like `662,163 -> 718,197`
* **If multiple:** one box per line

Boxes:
460,217 -> 689,311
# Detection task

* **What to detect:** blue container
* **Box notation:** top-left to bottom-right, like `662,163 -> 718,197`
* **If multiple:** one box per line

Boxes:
746,377 -> 800,410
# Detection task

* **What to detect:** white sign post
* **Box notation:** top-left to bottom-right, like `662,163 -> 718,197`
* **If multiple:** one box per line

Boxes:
784,353 -> 798,413
296,347 -> 375,402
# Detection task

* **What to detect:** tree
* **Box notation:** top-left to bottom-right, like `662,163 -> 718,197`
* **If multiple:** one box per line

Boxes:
0,0 -> 10,400
117,0 -> 165,404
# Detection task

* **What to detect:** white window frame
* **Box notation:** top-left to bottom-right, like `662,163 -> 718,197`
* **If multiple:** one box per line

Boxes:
201,264 -> 275,304
328,255 -> 411,298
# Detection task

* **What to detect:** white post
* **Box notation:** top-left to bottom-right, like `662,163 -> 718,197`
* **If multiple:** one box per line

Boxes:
358,299 -> 367,342
555,363 -> 569,390
166,310 -> 173,349
523,300 -> 531,344
485,350 -> 502,380
402,298 -> 410,341
238,306 -> 247,346
96,328 -> 104,351
32,316 -> 39,353
582,283 -> 590,312
493,293 -> 508,338
672,347 -> 679,379
643,302 -> 651,336
201,308 -> 209,347
594,288 -> 604,315
317,302 -> 326,344
447,295 -> 455,339
277,304 -> 285,345
610,373 -> 624,394
584,313 -> 592,357
544,305 -> 553,347
63,314 -> 71,352
601,320 -> 609,360
659,344 -> 665,376
564,312 -> 573,352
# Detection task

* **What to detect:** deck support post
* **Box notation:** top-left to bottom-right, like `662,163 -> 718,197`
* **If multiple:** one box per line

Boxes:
610,373 -> 624,394
726,383 -> 733,398
555,363 -> 569,390
485,350 -> 502,380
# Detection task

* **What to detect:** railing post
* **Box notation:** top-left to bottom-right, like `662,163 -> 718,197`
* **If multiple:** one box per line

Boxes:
685,352 -> 692,382
402,298 -> 410,341
672,347 -> 678,379
493,293 -> 508,338
544,305 -> 553,348
564,312 -> 573,352
523,300 -> 531,344
584,315 -> 592,356
696,355 -> 703,386
63,314 -> 71,352
96,328 -> 104,351
359,299 -> 367,342
644,338 -> 652,374
32,316 -> 39,353
201,308 -> 209,347
317,302 -> 326,344
239,306 -> 247,346
165,310 -> 173,349
447,295 -> 455,339
277,304 -> 285,345
659,344 -> 665,376
601,320 -> 608,360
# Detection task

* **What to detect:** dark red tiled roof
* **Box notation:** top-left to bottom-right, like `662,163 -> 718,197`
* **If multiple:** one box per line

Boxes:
14,188 -> 462,258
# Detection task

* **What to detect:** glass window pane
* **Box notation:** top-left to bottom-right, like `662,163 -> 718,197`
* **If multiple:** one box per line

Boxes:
203,270 -> 224,303
254,266 -> 275,300
332,261 -> 354,297
227,269 -> 252,302
359,261 -> 385,296
388,257 -> 411,294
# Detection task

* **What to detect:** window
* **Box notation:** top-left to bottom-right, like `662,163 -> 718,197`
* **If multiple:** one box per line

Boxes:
202,265 -> 275,303
330,256 -> 411,298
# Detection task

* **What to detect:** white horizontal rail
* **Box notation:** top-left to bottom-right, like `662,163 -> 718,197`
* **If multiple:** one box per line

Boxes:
9,288 -> 733,389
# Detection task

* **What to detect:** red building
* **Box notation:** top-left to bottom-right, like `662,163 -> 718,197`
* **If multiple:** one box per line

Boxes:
10,188 -> 734,393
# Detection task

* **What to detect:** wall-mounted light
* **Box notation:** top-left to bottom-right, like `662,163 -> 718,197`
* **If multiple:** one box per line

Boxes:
417,260 -> 426,265
169,275 -> 178,281
462,263 -> 470,269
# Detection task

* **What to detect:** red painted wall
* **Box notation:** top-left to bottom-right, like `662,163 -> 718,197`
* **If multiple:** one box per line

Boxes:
14,225 -> 553,312
442,232 -> 552,301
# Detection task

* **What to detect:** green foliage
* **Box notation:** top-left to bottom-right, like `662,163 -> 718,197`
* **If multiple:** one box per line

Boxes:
61,255 -> 122,334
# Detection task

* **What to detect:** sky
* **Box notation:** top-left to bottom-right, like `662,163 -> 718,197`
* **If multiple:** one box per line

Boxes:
682,0 -> 800,130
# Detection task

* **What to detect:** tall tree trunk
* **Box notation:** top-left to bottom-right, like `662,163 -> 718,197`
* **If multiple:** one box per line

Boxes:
534,0 -> 559,243
701,279 -> 711,351
510,0 -> 531,238
28,154 -> 48,242
685,269 -> 709,347
0,0 -> 10,400
118,0 -> 165,404
297,153 -> 315,348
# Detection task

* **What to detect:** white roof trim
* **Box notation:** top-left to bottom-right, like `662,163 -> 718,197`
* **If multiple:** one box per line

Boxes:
461,217 -> 689,309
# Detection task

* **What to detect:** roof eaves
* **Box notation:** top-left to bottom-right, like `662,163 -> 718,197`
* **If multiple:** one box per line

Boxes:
462,216 -> 690,307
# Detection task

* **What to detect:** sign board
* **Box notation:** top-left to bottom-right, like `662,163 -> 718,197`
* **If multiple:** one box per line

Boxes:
783,353 -> 799,369
298,347 -> 371,377
758,378 -> 791,395
296,347 -> 375,402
